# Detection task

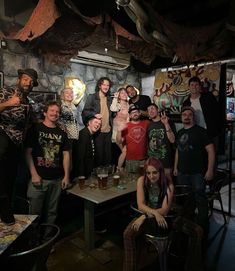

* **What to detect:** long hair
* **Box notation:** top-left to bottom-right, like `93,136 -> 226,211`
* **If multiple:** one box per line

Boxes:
143,157 -> 169,204
95,77 -> 112,94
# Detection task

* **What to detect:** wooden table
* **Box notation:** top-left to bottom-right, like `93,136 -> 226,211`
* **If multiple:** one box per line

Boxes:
0,214 -> 38,255
68,179 -> 137,250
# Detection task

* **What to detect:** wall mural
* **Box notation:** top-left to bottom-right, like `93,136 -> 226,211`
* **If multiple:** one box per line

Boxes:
153,64 -> 221,115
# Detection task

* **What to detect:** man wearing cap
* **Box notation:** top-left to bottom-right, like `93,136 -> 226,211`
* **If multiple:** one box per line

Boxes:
117,104 -> 149,173
0,68 -> 38,225
173,106 -> 215,234
126,85 -> 151,119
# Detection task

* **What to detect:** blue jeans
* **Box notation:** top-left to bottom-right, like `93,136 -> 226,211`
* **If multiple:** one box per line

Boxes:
177,172 -> 208,234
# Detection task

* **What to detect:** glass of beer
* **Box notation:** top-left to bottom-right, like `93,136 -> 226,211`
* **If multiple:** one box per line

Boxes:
97,167 -> 108,189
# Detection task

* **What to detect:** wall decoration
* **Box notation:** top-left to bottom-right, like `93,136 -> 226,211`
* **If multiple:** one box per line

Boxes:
0,71 -> 4,88
64,77 -> 86,105
28,91 -> 58,120
153,64 -> 221,115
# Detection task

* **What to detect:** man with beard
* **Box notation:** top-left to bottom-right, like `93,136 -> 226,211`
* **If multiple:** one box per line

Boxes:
126,85 -> 151,119
0,68 -> 38,225
82,77 -> 112,166
173,106 -> 215,234
147,103 -> 176,181
117,104 -> 149,173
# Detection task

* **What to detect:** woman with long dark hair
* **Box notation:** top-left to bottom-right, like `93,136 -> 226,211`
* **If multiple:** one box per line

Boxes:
123,157 -> 174,271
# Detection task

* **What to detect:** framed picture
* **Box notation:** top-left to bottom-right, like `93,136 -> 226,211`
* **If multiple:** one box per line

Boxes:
28,91 -> 58,120
0,71 -> 4,88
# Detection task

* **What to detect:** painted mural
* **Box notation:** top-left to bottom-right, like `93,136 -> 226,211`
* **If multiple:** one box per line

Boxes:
153,64 -> 221,114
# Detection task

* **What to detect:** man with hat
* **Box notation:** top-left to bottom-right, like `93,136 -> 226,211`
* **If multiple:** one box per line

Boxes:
0,68 -> 38,225
117,104 -> 149,173
72,114 -> 102,179
173,106 -> 215,235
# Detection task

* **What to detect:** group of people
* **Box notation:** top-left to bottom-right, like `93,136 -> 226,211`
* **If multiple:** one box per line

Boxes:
0,69 -> 221,270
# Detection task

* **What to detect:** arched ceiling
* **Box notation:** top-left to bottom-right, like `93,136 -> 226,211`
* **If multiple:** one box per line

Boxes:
1,0 -> 235,72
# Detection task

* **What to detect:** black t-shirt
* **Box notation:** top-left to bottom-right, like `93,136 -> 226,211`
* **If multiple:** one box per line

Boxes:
26,122 -> 71,180
177,125 -> 211,174
147,120 -> 176,168
129,95 -> 151,119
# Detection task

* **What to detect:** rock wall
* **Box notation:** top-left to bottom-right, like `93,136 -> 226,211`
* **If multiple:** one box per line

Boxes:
0,40 -> 141,127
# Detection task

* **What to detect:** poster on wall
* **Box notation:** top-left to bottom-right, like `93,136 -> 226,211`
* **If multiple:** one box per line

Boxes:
153,64 -> 221,118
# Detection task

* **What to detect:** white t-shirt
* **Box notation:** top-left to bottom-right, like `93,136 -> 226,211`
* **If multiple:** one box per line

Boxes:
190,97 -> 207,129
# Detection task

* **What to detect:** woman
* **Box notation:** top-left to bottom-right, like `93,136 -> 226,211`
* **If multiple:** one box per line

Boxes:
110,87 -> 129,172
60,88 -> 79,140
123,157 -> 174,271
60,88 -> 79,176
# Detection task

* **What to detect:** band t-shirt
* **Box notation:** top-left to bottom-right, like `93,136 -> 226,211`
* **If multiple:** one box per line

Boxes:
147,121 -> 175,168
26,122 -> 71,180
177,125 -> 211,174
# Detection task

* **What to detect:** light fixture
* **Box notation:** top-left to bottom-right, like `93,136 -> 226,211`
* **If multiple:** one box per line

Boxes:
64,77 -> 86,105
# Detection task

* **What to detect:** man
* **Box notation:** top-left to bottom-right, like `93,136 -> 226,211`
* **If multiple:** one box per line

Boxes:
0,68 -> 38,225
174,106 -> 215,234
117,104 -> 149,173
183,76 -> 221,140
72,115 -> 102,179
26,101 -> 70,224
82,77 -> 112,166
147,103 -> 176,181
126,85 -> 151,119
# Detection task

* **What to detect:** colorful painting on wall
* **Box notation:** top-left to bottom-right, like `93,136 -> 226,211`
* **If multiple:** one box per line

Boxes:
153,64 -> 221,115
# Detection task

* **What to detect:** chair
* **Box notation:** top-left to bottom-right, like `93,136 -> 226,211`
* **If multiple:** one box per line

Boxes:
130,202 -> 177,271
1,223 -> 60,271
206,170 -> 227,224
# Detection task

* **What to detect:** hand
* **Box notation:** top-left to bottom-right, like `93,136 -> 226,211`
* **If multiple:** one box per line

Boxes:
173,168 -> 178,176
160,111 -> 169,125
7,90 -> 21,107
204,169 -> 214,181
31,174 -> 42,186
113,92 -> 119,98
153,211 -> 168,228
95,113 -> 102,120
61,177 -> 70,190
131,215 -> 145,231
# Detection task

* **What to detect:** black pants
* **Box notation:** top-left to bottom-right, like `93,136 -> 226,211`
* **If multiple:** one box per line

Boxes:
94,131 -> 112,167
0,130 -> 20,210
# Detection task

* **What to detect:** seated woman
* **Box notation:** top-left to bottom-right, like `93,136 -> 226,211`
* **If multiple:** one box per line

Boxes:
123,157 -> 174,271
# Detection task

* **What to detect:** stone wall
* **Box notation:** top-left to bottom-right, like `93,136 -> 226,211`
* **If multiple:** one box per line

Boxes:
0,40 -> 141,127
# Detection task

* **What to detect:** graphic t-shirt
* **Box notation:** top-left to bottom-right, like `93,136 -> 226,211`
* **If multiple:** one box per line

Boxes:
0,87 -> 30,144
122,120 -> 149,160
147,121 -> 175,168
26,123 -> 71,179
177,125 -> 211,174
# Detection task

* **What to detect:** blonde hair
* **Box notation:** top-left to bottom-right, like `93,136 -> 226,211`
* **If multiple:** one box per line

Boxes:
60,88 -> 73,101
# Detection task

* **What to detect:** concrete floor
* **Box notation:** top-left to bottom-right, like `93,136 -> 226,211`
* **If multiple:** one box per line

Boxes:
47,198 -> 235,271
47,160 -> 235,271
